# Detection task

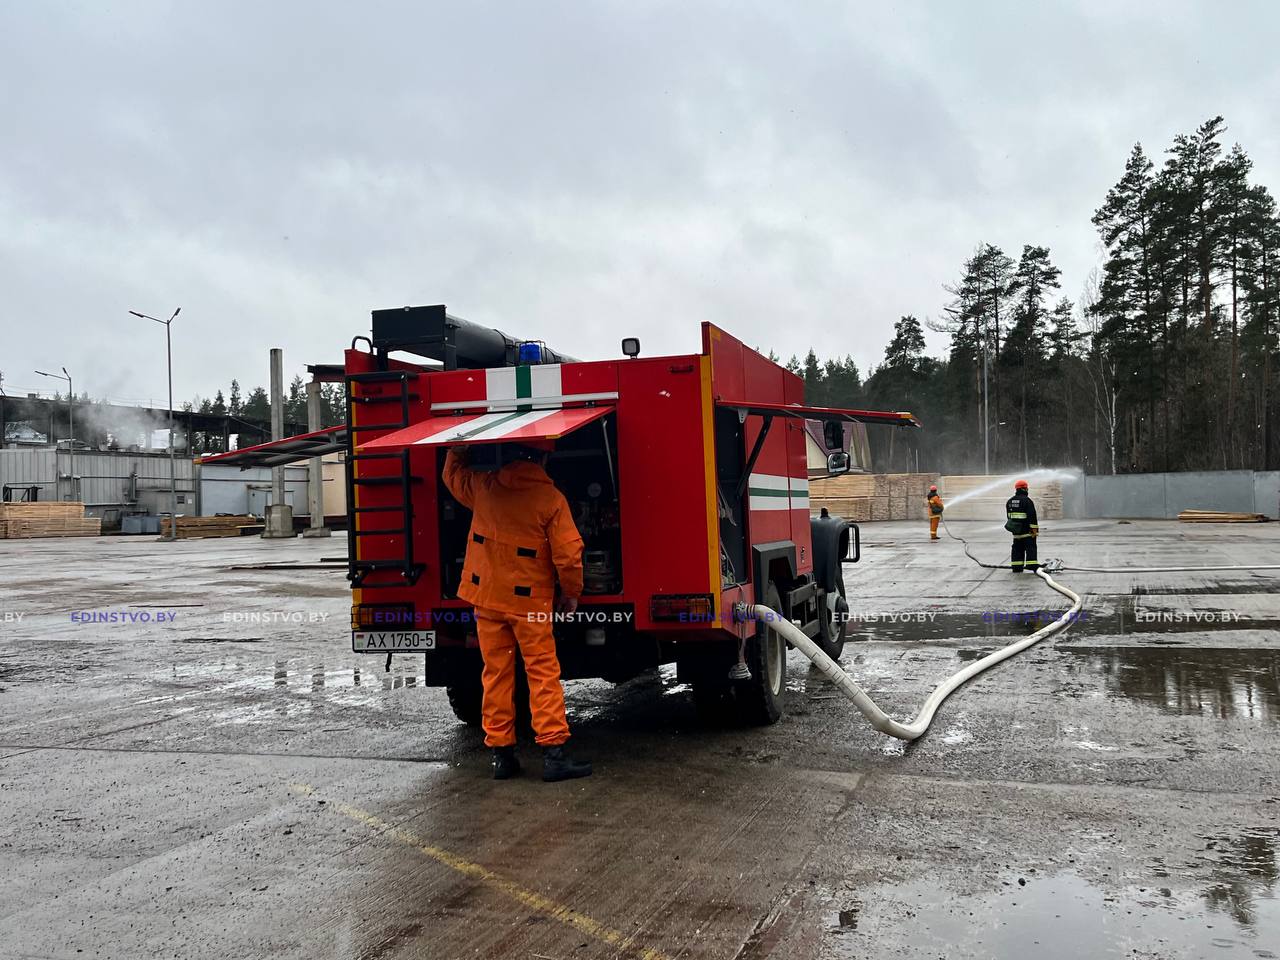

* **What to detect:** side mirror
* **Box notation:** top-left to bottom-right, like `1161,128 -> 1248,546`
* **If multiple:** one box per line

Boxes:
826,451 -> 851,476
822,420 -> 844,450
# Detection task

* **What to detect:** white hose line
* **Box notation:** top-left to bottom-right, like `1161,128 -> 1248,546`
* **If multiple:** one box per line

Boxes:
753,568 -> 1082,741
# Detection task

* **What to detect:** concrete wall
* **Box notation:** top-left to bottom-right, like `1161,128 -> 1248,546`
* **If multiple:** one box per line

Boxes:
0,448 -> 194,522
1255,472 -> 1280,518
196,456 -> 344,519
1063,470 -> 1280,519
197,464 -> 308,516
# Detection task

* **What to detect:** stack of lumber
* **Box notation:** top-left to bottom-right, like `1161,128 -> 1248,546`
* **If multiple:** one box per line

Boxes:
939,475 -> 1064,521
810,473 -> 940,522
160,515 -> 261,539
1178,509 -> 1269,523
0,501 -> 101,539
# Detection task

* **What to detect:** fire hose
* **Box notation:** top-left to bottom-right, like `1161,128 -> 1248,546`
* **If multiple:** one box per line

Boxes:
759,513 -> 1278,740
754,520 -> 1082,741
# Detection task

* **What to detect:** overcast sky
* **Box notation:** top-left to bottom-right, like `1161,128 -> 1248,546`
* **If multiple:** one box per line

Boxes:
2,1 -> 1278,407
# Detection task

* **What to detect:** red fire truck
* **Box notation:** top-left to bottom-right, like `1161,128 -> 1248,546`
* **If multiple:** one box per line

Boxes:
204,306 -> 919,725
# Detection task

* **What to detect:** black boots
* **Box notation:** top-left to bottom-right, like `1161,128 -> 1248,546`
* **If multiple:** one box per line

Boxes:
493,744 -> 592,781
492,746 -> 521,780
542,745 -> 592,782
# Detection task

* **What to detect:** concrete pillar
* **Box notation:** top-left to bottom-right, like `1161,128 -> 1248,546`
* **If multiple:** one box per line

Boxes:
302,379 -> 330,538
263,347 -> 295,538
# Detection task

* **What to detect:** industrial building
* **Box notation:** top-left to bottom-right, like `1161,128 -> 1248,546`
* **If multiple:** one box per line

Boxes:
0,385 -> 345,529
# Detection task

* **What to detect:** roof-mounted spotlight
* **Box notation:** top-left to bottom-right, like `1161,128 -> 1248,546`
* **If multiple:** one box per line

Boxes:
621,337 -> 641,358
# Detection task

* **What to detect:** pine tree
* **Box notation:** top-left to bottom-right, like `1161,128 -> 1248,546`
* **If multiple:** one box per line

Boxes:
228,380 -> 242,417
285,375 -> 306,427
1094,143 -> 1169,469
945,245 -> 1015,466
1003,246 -> 1060,465
823,356 -> 862,407
1218,143 -> 1255,462
884,315 -> 926,371
242,387 -> 270,422
1241,186 -> 1280,467
802,350 -> 826,405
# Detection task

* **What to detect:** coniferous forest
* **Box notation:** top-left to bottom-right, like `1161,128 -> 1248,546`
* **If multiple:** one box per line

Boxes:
787,116 -> 1280,476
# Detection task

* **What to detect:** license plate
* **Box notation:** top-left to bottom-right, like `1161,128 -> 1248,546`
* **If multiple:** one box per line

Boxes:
352,630 -> 436,653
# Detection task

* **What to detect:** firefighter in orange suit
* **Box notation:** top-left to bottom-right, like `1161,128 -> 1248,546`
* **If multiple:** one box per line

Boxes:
927,484 -> 944,541
443,444 -> 592,782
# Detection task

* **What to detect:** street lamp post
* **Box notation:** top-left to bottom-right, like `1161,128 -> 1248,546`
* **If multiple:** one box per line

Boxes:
34,367 -> 73,501
129,308 -> 181,540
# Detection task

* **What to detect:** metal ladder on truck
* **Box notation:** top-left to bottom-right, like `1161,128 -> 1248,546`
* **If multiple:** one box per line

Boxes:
344,369 -> 426,588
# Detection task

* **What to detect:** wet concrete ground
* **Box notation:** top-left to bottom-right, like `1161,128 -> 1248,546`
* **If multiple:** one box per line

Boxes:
1,519 -> 1278,959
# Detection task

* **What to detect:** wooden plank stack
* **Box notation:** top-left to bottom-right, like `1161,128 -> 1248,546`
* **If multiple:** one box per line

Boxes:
938,476 -> 1064,521
810,473 -> 940,522
1178,509 -> 1269,523
0,502 -> 102,539
160,515 -> 261,539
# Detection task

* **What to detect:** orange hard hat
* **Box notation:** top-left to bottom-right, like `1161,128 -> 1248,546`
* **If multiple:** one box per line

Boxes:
1014,479 -> 1029,490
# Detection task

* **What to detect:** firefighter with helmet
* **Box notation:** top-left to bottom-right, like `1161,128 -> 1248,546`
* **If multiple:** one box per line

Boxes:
926,484 -> 944,541
443,443 -> 593,782
1005,479 -> 1039,573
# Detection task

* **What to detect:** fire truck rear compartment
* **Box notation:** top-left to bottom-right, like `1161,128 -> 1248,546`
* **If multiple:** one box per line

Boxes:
436,412 -> 623,603
430,413 -> 660,683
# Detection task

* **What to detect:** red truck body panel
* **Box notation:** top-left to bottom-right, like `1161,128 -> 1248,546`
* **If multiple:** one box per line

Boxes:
344,323 -> 826,643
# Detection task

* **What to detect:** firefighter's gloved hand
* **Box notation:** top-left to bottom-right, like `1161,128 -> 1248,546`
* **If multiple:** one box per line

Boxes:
556,596 -> 579,616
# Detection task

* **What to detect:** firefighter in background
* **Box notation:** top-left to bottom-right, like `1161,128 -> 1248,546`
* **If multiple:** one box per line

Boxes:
443,444 -> 592,782
927,484 -> 944,540
1005,479 -> 1040,573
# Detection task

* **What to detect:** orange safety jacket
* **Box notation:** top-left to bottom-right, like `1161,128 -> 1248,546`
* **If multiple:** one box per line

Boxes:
928,493 -> 944,516
442,449 -> 584,616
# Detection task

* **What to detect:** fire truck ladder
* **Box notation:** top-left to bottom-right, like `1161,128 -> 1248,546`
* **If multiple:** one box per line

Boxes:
345,369 -> 425,588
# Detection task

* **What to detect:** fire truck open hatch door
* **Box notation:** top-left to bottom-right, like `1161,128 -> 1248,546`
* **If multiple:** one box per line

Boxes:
718,400 -> 920,428
358,404 -> 615,451
195,425 -> 348,469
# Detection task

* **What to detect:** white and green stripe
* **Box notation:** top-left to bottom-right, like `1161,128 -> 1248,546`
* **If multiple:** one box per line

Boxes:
789,476 -> 809,509
748,473 -> 808,512
431,362 -> 618,413
414,409 -> 560,444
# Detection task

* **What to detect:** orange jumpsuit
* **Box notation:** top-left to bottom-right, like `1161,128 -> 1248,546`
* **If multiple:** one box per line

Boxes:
443,448 -> 584,748
928,493 -> 944,540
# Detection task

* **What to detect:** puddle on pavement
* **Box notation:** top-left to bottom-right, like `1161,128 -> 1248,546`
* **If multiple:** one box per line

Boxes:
264,659 -> 421,692
828,865 -> 1280,959
1059,648 -> 1280,721
1132,583 -> 1280,596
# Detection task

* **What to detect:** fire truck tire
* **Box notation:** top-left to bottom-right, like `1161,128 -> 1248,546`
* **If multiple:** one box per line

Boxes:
446,679 -> 483,727
691,682 -> 735,725
445,662 -> 534,732
733,584 -> 786,725
815,594 -> 849,661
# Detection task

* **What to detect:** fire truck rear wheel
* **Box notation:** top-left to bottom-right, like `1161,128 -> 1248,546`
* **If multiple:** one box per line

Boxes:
445,661 -> 533,732
733,584 -> 786,725
446,678 -> 483,727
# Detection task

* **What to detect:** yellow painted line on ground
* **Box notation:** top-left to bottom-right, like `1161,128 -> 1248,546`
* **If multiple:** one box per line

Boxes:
290,783 -> 671,960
